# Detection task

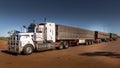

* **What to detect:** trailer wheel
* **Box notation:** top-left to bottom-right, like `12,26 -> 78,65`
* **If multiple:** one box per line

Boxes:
76,42 -> 79,46
63,41 -> 69,49
88,41 -> 91,45
89,41 -> 93,45
22,45 -> 33,55
91,41 -> 94,45
85,41 -> 89,45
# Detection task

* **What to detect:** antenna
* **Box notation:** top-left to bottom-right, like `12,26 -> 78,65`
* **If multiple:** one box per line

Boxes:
44,18 -> 47,22
23,25 -> 27,33
21,27 -> 22,32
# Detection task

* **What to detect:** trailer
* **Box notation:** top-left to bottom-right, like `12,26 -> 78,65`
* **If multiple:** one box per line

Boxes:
95,31 -> 110,43
56,24 -> 95,46
110,33 -> 118,41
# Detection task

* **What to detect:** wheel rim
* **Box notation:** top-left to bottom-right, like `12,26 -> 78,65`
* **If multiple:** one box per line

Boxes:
65,43 -> 69,48
26,47 -> 32,54
86,42 -> 88,45
65,45 -> 68,48
63,42 -> 68,48
59,44 -> 63,49
89,41 -> 91,45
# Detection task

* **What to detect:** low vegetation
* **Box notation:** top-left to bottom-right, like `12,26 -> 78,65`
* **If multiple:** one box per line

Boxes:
0,37 -> 8,42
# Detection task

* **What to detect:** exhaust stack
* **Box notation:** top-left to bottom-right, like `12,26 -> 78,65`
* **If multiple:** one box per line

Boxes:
23,25 -> 27,33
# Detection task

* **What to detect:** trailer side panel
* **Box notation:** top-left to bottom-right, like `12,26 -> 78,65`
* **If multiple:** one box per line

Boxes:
56,25 -> 94,40
95,31 -> 110,39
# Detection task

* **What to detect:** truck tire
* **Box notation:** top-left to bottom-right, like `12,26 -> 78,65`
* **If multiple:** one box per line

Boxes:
63,41 -> 69,49
91,41 -> 94,45
22,45 -> 33,55
57,42 -> 64,50
58,44 -> 63,50
85,41 -> 89,45
89,41 -> 93,45
76,42 -> 79,46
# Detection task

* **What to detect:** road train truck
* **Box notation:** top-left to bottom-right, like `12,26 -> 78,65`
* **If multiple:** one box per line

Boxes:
110,33 -> 118,41
8,22 -> 95,55
94,31 -> 110,43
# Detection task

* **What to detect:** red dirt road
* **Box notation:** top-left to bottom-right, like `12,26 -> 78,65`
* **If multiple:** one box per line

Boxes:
0,41 -> 7,50
0,39 -> 120,68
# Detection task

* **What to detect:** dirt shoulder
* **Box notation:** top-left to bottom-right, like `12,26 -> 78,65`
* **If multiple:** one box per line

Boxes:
0,41 -> 7,50
0,39 -> 120,68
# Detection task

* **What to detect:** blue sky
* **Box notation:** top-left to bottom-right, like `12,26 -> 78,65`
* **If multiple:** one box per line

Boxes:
0,0 -> 120,36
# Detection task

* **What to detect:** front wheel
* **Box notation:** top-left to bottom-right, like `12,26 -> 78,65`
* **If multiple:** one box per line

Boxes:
22,45 -> 33,55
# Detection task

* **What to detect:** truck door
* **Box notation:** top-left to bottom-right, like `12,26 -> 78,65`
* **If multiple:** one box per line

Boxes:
35,25 -> 48,50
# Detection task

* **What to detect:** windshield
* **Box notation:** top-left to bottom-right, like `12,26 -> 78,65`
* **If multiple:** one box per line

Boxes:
28,23 -> 36,32
28,27 -> 35,32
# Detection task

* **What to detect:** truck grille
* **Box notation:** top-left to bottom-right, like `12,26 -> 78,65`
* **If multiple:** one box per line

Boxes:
9,41 -> 19,46
8,35 -> 19,46
8,35 -> 20,53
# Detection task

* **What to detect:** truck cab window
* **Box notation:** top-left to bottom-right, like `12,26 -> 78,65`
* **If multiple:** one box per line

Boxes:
28,27 -> 35,32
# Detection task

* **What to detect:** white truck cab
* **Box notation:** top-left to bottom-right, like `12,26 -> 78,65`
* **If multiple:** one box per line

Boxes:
8,22 -> 56,55
8,33 -> 34,54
